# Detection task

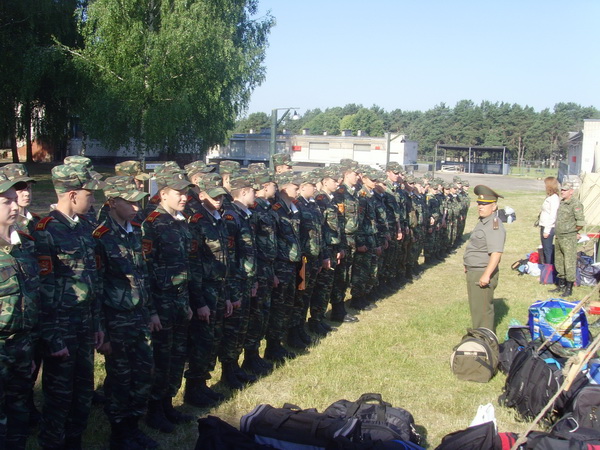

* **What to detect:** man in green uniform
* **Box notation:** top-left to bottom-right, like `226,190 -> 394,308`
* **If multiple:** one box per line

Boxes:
383,162 -> 406,287
0,164 -> 39,234
94,176 -> 158,450
0,173 -> 39,450
463,185 -> 506,332
33,164 -> 104,450
272,153 -> 293,174
550,182 -> 586,297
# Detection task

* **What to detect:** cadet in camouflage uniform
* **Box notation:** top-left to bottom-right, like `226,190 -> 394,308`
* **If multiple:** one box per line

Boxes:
398,172 -> 414,282
310,167 -> 343,335
272,153 -> 293,174
243,170 -> 277,376
329,162 -> 361,323
364,170 -> 390,297
185,173 -> 229,406
33,164 -> 104,450
142,161 -> 183,219
288,173 -> 325,350
142,171 -> 195,433
383,162 -> 406,286
0,174 -> 39,450
0,164 -> 40,235
424,181 -> 442,263
264,173 -> 302,363
410,178 -> 428,276
220,174 -> 258,389
63,156 -> 102,227
93,177 -> 158,450
550,182 -> 586,297
184,161 -> 216,217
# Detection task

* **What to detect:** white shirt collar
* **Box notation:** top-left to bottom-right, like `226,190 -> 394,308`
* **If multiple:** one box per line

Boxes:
174,211 -> 186,221
10,228 -> 21,245
290,202 -> 299,214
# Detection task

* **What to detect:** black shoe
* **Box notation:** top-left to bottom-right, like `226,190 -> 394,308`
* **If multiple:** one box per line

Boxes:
330,312 -> 359,323
129,416 -> 159,449
308,320 -> 328,337
234,364 -> 258,384
242,353 -> 272,377
319,320 -> 334,332
199,380 -> 225,402
221,362 -> 244,390
64,435 -> 83,450
110,421 -> 144,450
286,327 -> 308,350
264,340 -> 296,363
184,379 -> 218,408
296,325 -> 312,346
162,397 -> 194,424
562,281 -> 574,297
146,400 -> 175,433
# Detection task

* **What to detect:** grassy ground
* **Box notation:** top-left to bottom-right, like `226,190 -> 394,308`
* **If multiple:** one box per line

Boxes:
20,166 -> 598,449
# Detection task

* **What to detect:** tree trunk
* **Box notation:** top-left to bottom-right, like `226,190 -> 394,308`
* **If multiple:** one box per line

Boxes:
8,105 -> 19,163
25,103 -> 33,163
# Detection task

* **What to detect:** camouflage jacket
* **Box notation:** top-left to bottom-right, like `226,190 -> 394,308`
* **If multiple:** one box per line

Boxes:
94,215 -> 153,318
141,205 -> 196,304
296,196 -> 325,261
426,193 -> 441,228
555,196 -> 586,236
332,183 -> 360,249
0,229 -> 40,337
185,189 -> 203,216
271,197 -> 301,263
188,205 -> 230,308
314,190 -> 343,258
15,210 -> 41,235
222,202 -> 257,282
383,180 -> 406,231
249,197 -> 278,263
355,186 -> 376,249
142,193 -> 161,220
371,192 -> 391,247
33,210 -> 101,353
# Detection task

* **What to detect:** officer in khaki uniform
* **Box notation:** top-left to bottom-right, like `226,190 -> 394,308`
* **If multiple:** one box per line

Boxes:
463,185 -> 506,332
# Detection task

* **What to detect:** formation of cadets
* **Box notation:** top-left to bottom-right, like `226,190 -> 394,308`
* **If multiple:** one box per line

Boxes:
0,154 -> 471,450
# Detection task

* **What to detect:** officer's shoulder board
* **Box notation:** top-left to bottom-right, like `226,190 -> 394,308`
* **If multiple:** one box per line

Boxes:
92,225 -> 110,239
17,230 -> 35,241
272,202 -> 282,211
187,194 -> 194,203
190,213 -> 204,223
145,211 -> 161,223
35,216 -> 54,231
131,221 -> 142,228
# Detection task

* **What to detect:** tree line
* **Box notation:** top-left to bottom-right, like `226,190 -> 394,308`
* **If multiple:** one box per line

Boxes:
234,101 -> 600,165
0,0 -> 273,162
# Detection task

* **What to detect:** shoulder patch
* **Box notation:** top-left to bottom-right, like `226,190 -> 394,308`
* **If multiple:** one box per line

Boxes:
224,214 -> 235,221
145,211 -> 161,223
190,213 -> 204,223
250,201 -> 258,209
272,203 -> 282,211
315,194 -> 325,201
35,216 -> 54,231
142,239 -> 153,256
337,186 -> 346,194
92,225 -> 110,239
17,230 -> 35,241
131,221 -> 141,227
37,255 -> 53,275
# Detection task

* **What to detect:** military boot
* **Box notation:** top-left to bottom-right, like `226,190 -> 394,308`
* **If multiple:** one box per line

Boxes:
162,396 -> 194,424
145,400 -> 175,433
562,281 -> 574,297
308,318 -> 328,337
242,350 -> 272,376
128,416 -> 159,449
233,361 -> 258,384
197,378 -> 225,402
221,362 -> 244,390
184,379 -> 218,408
550,278 -> 565,293
64,435 -> 83,450
264,339 -> 296,363
329,302 -> 358,323
110,420 -> 144,450
297,324 -> 312,346
286,327 -> 308,350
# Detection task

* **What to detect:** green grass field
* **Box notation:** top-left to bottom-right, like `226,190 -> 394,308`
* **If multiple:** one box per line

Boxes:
22,168 -> 598,449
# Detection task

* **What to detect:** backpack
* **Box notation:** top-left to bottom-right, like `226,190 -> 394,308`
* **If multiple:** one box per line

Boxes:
528,299 -> 591,352
499,343 -> 565,423
564,384 -> 600,430
435,421 -> 519,450
195,415 -> 272,450
577,253 -> 600,287
323,393 -> 422,445
499,326 -> 531,375
240,403 -> 361,449
451,327 -> 499,383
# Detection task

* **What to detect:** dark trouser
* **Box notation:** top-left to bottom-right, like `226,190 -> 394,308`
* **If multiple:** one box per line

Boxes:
310,261 -> 336,322
150,292 -> 190,400
466,269 -> 499,332
219,279 -> 251,364
351,250 -> 375,298
244,263 -> 274,352
40,313 -> 94,448
266,262 -> 298,342
330,247 -> 354,305
0,333 -> 33,450
186,281 -> 224,379
103,307 -> 153,423
540,228 -> 555,265
292,258 -> 321,327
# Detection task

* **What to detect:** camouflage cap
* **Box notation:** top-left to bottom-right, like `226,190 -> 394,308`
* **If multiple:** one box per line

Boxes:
275,172 -> 303,187
219,160 -> 241,175
300,170 -> 318,185
228,173 -> 253,190
185,160 -> 215,178
561,181 -> 574,190
115,160 -> 151,181
453,175 -> 462,183
339,159 -> 359,171
252,170 -> 273,188
153,161 -> 183,178
52,164 -> 105,194
155,171 -> 193,191
198,173 -> 227,198
404,175 -> 416,184
414,177 -> 424,186
386,161 -> 403,173
363,169 -> 382,182
247,162 -> 267,174
64,156 -> 102,180
0,172 -> 27,194
272,153 -> 292,167
462,180 -> 470,187
0,163 -> 35,183
103,176 -> 148,202
423,171 -> 434,180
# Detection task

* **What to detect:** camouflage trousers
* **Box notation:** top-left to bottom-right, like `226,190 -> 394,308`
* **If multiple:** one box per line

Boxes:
266,262 -> 298,342
39,312 -> 94,448
381,239 -> 399,281
555,234 -> 578,282
410,226 -> 425,267
219,279 -> 251,364
351,249 -> 375,298
150,291 -> 190,400
103,307 -> 153,422
244,263 -> 274,352
404,232 -> 414,274
291,258 -> 321,328
0,333 -> 33,450
186,281 -> 225,380
330,247 -> 354,305
310,259 -> 336,322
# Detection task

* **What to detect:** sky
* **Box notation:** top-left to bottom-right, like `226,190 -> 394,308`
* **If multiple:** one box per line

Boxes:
245,0 -> 600,117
